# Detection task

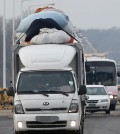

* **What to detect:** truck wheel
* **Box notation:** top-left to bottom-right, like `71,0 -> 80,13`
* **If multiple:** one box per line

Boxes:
14,131 -> 24,134
14,130 -> 22,134
14,131 -> 19,134
80,121 -> 84,134
80,126 -> 84,134
75,121 -> 84,134
75,128 -> 81,134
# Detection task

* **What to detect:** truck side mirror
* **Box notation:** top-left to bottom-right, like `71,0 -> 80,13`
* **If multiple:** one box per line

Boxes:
78,85 -> 87,95
85,62 -> 90,72
6,87 -> 15,97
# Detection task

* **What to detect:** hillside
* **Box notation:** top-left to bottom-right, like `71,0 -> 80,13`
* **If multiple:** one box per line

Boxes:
82,27 -> 120,63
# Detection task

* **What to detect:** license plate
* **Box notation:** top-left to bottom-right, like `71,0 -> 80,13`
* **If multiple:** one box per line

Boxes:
89,104 -> 96,107
36,116 -> 59,123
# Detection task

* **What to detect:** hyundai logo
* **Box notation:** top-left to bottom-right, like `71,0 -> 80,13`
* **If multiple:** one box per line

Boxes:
43,102 -> 49,106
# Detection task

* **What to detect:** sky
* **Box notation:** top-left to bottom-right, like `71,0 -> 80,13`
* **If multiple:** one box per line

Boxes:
0,0 -> 120,29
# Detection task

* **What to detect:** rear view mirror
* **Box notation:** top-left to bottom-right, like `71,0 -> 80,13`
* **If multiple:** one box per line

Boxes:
6,87 -> 15,97
117,71 -> 120,77
78,85 -> 87,95
85,62 -> 90,72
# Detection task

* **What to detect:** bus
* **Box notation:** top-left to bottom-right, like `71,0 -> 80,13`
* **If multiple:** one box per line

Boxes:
117,64 -> 120,102
85,55 -> 118,110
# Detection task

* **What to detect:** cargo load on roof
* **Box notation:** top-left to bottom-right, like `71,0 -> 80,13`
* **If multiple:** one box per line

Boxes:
15,7 -> 79,45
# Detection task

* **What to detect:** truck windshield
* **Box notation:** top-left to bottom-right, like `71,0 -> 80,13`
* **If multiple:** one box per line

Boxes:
17,71 -> 75,94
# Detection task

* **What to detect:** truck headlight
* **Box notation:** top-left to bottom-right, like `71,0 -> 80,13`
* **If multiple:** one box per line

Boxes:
15,101 -> 24,114
69,99 -> 78,113
101,99 -> 108,102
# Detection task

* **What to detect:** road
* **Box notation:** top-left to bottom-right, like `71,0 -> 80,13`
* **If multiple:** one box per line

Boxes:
84,116 -> 120,134
0,105 -> 120,134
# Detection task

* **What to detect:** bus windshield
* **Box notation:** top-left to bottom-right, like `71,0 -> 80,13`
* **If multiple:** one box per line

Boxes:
86,61 -> 117,86
17,71 -> 75,94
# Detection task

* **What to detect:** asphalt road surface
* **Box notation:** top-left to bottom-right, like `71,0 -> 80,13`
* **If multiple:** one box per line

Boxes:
0,105 -> 120,134
84,116 -> 120,134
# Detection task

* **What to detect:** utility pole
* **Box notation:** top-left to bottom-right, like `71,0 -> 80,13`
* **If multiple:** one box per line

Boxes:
3,0 -> 6,88
13,0 -> 15,44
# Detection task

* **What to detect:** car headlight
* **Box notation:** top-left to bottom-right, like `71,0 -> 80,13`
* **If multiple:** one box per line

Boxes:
109,95 -> 113,99
69,99 -> 78,113
14,100 -> 24,114
101,99 -> 109,102
113,95 -> 117,99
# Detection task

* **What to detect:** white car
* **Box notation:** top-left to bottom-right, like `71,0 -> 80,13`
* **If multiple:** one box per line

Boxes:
86,85 -> 110,114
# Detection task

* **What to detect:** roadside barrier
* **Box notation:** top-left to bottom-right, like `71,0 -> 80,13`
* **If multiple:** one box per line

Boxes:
0,88 -> 13,110
86,112 -> 120,118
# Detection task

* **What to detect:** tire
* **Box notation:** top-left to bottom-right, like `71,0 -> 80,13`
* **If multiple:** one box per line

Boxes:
14,130 -> 23,134
14,131 -> 25,134
75,128 -> 81,134
80,122 -> 84,134
110,104 -> 116,111
14,131 -> 19,134
75,122 -> 84,134
105,110 -> 110,114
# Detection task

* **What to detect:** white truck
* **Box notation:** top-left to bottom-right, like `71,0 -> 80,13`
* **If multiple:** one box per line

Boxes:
7,43 -> 87,134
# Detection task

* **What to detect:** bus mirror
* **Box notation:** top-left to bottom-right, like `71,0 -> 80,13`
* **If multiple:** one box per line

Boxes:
117,71 -> 120,77
85,63 -> 90,72
78,85 -> 87,95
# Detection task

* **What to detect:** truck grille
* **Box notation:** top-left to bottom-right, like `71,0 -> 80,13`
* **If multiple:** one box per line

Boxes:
87,100 -> 98,103
86,107 -> 100,109
26,121 -> 67,128
25,108 -> 67,112
25,108 -> 68,114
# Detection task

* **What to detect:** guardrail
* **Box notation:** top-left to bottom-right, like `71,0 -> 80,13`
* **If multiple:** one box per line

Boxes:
0,88 -> 13,110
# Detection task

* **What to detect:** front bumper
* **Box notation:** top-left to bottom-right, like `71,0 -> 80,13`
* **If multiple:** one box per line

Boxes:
86,102 -> 110,111
14,113 -> 81,132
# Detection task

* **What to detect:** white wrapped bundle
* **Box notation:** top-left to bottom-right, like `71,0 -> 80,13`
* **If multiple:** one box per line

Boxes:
19,45 -> 76,69
31,28 -> 72,44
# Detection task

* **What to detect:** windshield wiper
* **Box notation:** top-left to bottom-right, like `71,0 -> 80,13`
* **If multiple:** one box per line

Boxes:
33,90 -> 49,97
49,91 -> 69,96
41,93 -> 49,97
18,90 -> 49,97
33,90 -> 68,96
18,91 -> 34,94
18,90 -> 68,96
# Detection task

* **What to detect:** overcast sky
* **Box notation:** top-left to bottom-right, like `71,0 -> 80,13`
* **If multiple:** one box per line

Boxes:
0,0 -> 120,29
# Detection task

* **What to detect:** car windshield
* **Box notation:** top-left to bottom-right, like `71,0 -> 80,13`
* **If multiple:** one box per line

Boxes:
87,86 -> 107,95
17,71 -> 75,94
